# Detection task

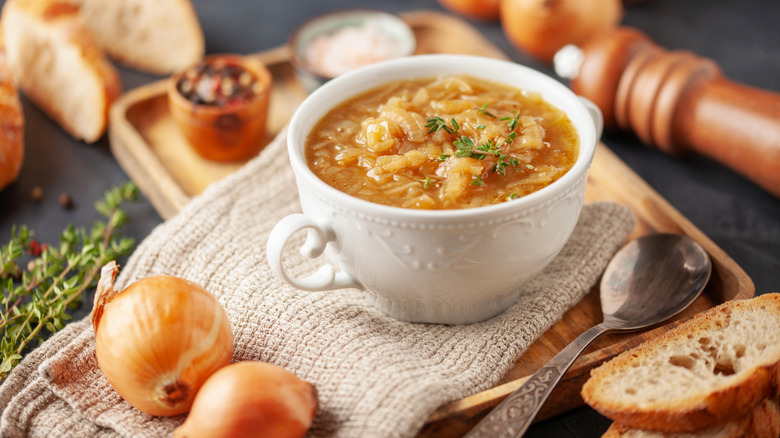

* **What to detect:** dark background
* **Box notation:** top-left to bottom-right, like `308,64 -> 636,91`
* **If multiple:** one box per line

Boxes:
1,0 -> 779,436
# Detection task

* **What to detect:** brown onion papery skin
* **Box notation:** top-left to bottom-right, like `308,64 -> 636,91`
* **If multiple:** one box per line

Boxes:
500,0 -> 623,63
438,0 -> 501,21
174,361 -> 318,438
94,276 -> 233,416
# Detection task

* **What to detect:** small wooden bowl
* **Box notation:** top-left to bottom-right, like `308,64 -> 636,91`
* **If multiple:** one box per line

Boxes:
168,54 -> 272,162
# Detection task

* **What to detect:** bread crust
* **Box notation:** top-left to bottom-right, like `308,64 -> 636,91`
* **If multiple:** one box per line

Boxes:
582,294 -> 780,433
69,0 -> 204,74
0,30 -> 24,191
1,0 -> 121,143
601,398 -> 780,438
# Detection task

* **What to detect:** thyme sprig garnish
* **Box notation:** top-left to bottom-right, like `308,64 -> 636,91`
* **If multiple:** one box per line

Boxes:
500,111 -> 520,131
419,176 -> 435,190
454,135 -> 482,159
425,116 -> 459,135
427,105 -> 530,180
0,182 -> 139,381
476,103 -> 496,118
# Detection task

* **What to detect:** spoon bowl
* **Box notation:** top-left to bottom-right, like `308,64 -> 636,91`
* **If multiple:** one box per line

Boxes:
601,233 -> 712,330
465,233 -> 712,437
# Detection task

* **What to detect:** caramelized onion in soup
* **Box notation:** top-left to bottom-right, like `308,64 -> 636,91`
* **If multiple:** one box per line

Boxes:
305,75 -> 579,209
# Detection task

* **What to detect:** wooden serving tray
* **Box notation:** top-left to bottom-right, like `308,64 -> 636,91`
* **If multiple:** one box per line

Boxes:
108,10 -> 754,436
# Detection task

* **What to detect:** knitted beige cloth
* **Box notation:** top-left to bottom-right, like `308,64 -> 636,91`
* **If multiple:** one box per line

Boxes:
0,130 -> 634,438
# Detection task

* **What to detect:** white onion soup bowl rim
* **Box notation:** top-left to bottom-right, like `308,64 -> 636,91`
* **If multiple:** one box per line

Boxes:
287,54 -> 598,222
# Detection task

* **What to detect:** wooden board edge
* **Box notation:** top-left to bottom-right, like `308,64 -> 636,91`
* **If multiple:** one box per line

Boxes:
108,81 -> 190,220
590,144 -> 755,301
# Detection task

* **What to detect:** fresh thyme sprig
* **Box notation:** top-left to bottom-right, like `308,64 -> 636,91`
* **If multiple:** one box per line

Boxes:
427,106 -> 528,180
451,136 -> 521,176
476,103 -> 496,118
500,111 -> 520,131
0,182 -> 139,380
425,116 -> 459,135
454,135 -> 482,158
419,176 -> 435,190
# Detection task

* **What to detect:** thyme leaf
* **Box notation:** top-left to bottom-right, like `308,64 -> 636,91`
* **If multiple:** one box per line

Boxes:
419,177 -> 435,190
476,103 -> 496,118
425,116 -> 459,135
454,136 -> 481,158
500,112 -> 520,131
0,182 -> 139,381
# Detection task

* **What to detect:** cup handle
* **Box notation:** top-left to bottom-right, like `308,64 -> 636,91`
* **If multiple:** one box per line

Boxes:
266,213 -> 362,291
579,96 -> 604,140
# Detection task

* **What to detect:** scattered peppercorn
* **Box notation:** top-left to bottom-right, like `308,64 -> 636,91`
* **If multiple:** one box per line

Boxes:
31,186 -> 44,202
59,192 -> 74,209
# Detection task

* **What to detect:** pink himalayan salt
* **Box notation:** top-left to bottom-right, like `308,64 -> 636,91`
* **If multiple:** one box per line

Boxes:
305,20 -> 406,77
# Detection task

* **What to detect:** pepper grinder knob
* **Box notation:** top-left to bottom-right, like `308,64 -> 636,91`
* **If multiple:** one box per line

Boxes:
556,27 -> 780,198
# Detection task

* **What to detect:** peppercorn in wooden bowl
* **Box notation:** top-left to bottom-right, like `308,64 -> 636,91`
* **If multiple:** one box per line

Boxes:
168,54 -> 272,162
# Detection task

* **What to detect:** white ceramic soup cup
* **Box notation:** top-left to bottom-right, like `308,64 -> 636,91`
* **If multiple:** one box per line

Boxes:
267,54 -> 602,325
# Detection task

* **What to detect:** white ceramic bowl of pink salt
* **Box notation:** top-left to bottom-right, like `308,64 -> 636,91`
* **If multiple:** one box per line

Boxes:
288,9 -> 416,92
266,54 -> 604,325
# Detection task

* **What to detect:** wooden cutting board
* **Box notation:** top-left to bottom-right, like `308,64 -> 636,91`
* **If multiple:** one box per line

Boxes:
108,10 -> 754,436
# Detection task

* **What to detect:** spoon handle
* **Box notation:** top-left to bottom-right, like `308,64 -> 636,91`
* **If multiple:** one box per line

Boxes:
464,324 -> 610,438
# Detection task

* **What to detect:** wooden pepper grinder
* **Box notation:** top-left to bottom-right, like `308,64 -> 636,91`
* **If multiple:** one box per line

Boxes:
554,27 -> 780,198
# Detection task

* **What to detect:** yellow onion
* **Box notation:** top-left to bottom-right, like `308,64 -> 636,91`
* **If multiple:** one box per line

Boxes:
174,361 -> 318,438
91,261 -> 233,416
500,0 -> 623,63
438,0 -> 501,21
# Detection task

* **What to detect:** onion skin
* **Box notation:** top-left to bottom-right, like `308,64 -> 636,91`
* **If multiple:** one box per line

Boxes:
438,0 -> 501,21
500,0 -> 623,63
93,263 -> 234,417
174,361 -> 318,438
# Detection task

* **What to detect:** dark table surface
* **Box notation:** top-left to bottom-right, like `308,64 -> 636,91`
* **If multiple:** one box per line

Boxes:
1,0 -> 779,436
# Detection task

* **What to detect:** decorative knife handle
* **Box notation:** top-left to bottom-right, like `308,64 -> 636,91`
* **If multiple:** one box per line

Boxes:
464,324 -> 608,438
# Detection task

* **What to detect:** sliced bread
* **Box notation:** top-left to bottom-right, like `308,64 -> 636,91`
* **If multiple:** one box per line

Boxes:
582,293 -> 780,432
68,0 -> 204,74
1,0 -> 121,143
0,25 -> 24,190
602,397 -> 780,438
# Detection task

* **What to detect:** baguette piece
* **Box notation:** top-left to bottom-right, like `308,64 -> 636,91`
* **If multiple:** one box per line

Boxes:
602,398 -> 780,438
582,293 -> 780,432
1,0 -> 121,143
0,25 -> 24,190
68,0 -> 204,74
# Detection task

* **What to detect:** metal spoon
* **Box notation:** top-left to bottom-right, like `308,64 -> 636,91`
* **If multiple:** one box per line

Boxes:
464,233 -> 712,438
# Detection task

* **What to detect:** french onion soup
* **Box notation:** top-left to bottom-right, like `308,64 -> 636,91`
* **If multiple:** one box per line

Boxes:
305,74 -> 579,209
